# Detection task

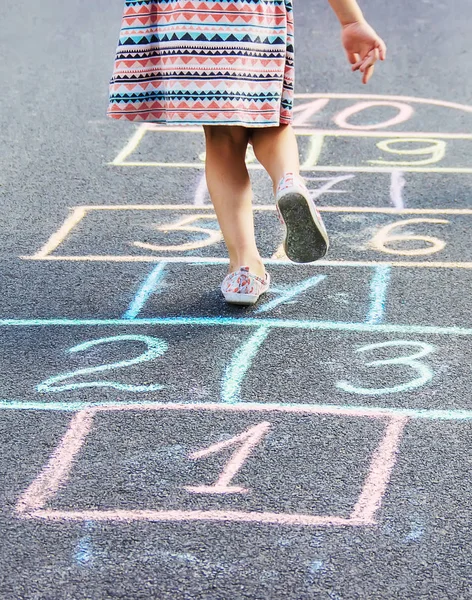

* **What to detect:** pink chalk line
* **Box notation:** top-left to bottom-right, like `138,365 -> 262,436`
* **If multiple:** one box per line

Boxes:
16,410 -> 95,515
15,405 -> 407,527
90,402 -> 400,419
390,170 -> 406,210
26,509 -> 357,526
350,416 -> 407,522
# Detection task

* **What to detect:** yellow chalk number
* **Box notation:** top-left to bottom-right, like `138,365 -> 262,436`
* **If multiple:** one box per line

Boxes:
134,215 -> 223,252
369,138 -> 446,166
370,218 -> 449,256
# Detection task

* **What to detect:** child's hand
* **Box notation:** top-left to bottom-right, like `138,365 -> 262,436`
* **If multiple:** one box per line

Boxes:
341,21 -> 386,84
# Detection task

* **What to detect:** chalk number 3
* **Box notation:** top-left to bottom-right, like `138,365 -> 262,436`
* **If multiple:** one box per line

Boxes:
337,340 -> 435,395
38,335 -> 167,393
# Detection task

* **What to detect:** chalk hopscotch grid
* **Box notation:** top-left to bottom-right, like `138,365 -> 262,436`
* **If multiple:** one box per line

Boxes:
2,313 -> 472,419
9,93 -> 472,524
7,205 -> 471,420
121,260 -> 387,327
109,126 -> 472,173
108,92 -> 472,171
15,403 -> 407,526
108,93 -> 472,173
22,205 -> 472,268
1,260 -> 469,420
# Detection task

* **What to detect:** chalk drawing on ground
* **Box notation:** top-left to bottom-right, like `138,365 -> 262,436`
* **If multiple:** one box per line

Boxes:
15,404 -> 407,526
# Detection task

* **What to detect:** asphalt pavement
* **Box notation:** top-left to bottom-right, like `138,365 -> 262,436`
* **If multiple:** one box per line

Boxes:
1,0 -> 472,598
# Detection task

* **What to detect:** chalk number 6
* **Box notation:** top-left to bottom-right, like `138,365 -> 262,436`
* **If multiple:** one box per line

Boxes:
370,218 -> 449,256
337,340 -> 434,395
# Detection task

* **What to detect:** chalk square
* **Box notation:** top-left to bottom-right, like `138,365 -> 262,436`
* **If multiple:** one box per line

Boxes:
240,329 -> 463,411
15,403 -> 406,527
0,326 -> 242,406
24,205 -> 472,267
26,205 -> 282,261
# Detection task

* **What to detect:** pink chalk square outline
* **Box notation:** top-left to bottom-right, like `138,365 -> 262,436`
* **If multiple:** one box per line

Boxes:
15,403 -> 407,527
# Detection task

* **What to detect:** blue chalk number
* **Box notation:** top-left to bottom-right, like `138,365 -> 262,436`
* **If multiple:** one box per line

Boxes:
336,340 -> 435,395
37,335 -> 167,393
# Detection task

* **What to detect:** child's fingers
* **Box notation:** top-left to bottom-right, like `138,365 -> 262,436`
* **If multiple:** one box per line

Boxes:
359,48 -> 379,73
376,38 -> 387,61
353,50 -> 376,73
350,53 -> 362,71
378,38 -> 387,60
362,64 -> 375,85
358,48 -> 379,84
346,51 -> 360,65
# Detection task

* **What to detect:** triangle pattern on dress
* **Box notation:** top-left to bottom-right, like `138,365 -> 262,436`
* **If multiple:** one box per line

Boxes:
108,0 -> 294,125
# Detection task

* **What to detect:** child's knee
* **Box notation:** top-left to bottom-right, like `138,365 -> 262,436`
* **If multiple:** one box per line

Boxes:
203,125 -> 248,151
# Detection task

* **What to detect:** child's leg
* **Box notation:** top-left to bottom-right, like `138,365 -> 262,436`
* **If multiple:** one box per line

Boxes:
203,125 -> 265,278
249,124 -> 300,192
250,123 -> 329,263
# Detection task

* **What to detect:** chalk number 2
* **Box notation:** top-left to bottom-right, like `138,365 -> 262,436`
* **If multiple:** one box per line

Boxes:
337,340 -> 435,395
37,335 -> 167,393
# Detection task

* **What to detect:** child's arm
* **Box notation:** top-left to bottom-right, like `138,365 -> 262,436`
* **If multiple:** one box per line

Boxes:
328,0 -> 386,84
328,0 -> 365,26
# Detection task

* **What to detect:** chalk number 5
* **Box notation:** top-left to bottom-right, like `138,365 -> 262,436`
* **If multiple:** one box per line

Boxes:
134,215 -> 222,252
337,340 -> 434,395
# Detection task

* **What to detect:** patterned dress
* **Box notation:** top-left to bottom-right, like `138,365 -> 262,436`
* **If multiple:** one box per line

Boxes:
107,0 -> 294,127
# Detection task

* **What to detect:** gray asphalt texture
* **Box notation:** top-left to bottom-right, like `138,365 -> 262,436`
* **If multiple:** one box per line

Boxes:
1,0 -> 472,598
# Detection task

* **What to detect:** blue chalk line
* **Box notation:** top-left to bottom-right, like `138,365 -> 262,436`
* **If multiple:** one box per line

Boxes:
222,325 -> 271,403
366,265 -> 391,325
0,317 -> 471,336
123,262 -> 167,319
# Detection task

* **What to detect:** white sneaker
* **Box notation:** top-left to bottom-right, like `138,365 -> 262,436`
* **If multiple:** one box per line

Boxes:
221,266 -> 271,306
275,172 -> 329,263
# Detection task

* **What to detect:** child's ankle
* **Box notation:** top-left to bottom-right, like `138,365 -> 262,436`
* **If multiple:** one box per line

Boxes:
229,257 -> 265,278
275,171 -> 304,194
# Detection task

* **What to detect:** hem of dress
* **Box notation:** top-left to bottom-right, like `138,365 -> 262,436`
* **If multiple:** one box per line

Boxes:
106,111 -> 291,128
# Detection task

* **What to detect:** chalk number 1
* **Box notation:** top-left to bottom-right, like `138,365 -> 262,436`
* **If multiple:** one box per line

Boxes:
337,340 -> 435,395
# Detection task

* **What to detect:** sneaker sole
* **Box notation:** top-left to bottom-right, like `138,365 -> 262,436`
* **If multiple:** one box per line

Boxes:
277,192 -> 329,263
223,292 -> 263,306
